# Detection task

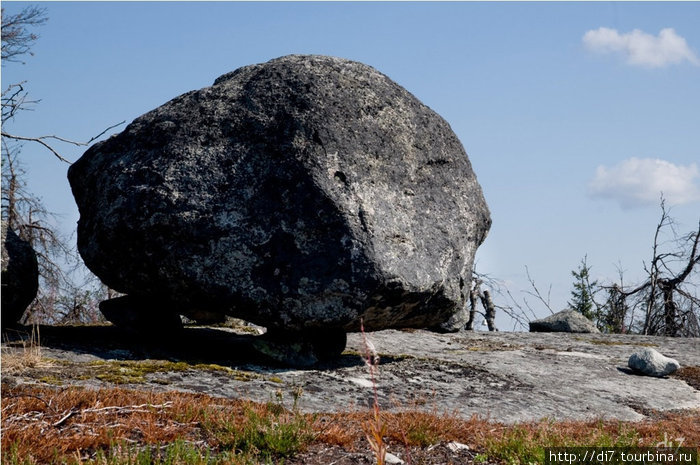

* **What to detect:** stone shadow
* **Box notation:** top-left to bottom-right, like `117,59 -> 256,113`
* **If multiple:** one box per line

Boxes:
2,324 -> 373,371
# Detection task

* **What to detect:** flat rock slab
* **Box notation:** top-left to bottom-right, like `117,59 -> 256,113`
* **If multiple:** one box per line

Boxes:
2,327 -> 698,423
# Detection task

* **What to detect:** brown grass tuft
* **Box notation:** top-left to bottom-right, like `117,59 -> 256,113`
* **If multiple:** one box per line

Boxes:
2,384 -> 699,464
674,365 -> 700,391
1,325 -> 43,374
1,385 -> 205,462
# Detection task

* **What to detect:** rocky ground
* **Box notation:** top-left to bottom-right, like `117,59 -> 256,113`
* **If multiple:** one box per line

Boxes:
3,325 -> 699,464
3,325 -> 699,424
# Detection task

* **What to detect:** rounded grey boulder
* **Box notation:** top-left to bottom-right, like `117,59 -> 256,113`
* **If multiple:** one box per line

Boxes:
628,348 -> 680,377
529,309 -> 600,333
68,54 -> 491,335
1,220 -> 39,326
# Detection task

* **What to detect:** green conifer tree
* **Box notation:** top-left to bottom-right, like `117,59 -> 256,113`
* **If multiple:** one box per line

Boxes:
568,256 -> 598,320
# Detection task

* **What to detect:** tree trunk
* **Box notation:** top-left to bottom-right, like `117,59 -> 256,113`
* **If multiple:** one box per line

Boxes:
662,284 -> 678,337
480,289 -> 497,331
466,284 -> 478,331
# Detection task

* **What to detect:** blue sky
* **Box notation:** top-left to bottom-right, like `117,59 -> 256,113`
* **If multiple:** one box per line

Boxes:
2,2 -> 699,330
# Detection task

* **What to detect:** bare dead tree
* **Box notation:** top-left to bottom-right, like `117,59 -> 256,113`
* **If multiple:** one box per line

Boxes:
471,200 -> 698,336
618,199 -> 700,337
468,268 -> 547,331
494,266 -> 556,330
466,280 -> 478,330
2,81 -> 124,163
2,147 -> 71,319
1,7 -> 124,162
480,289 -> 497,331
1,7 -> 120,324
466,272 -> 500,331
2,147 -> 69,270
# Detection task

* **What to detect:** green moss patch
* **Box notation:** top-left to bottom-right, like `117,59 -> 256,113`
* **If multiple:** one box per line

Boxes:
87,359 -> 259,384
10,357 -> 262,386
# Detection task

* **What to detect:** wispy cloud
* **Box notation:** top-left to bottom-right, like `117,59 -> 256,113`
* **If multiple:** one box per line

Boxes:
589,158 -> 700,208
582,27 -> 699,68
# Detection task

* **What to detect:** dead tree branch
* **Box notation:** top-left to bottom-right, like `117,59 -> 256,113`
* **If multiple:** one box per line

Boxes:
523,265 -> 555,314
1,121 -> 125,164
1,6 -> 48,63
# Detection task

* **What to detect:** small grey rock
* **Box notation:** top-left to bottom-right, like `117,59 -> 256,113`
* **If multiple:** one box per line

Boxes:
529,309 -> 600,333
384,452 -> 405,464
628,348 -> 680,377
446,441 -> 471,452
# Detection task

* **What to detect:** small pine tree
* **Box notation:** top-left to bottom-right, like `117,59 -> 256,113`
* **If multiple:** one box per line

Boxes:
600,284 -> 627,333
568,256 -> 599,320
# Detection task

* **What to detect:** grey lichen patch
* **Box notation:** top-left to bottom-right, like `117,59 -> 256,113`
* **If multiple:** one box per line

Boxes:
574,337 -> 659,348
454,339 -> 524,352
341,349 -> 414,363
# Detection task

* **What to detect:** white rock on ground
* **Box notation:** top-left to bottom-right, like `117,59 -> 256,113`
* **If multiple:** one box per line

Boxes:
628,347 -> 680,377
447,441 -> 471,452
384,452 -> 404,464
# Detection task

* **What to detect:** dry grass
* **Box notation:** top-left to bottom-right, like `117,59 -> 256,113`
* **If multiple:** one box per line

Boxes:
3,323 -> 699,464
0,385 -> 315,464
2,384 -> 699,464
2,386 -> 201,462
1,325 -> 44,374
674,366 -> 700,391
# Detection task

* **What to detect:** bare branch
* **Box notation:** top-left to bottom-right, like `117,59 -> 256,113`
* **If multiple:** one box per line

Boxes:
1,121 -> 125,163
523,265 -> 554,314
44,120 -> 126,147
2,82 -> 41,123
1,6 -> 48,63
1,132 -> 70,162
666,219 -> 700,288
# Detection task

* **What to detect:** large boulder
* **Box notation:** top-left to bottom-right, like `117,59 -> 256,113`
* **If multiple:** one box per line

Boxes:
68,55 -> 490,340
529,309 -> 600,333
1,220 -> 39,326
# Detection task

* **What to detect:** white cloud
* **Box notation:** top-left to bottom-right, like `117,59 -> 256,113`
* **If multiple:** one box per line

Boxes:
588,158 -> 700,208
583,27 -> 699,68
